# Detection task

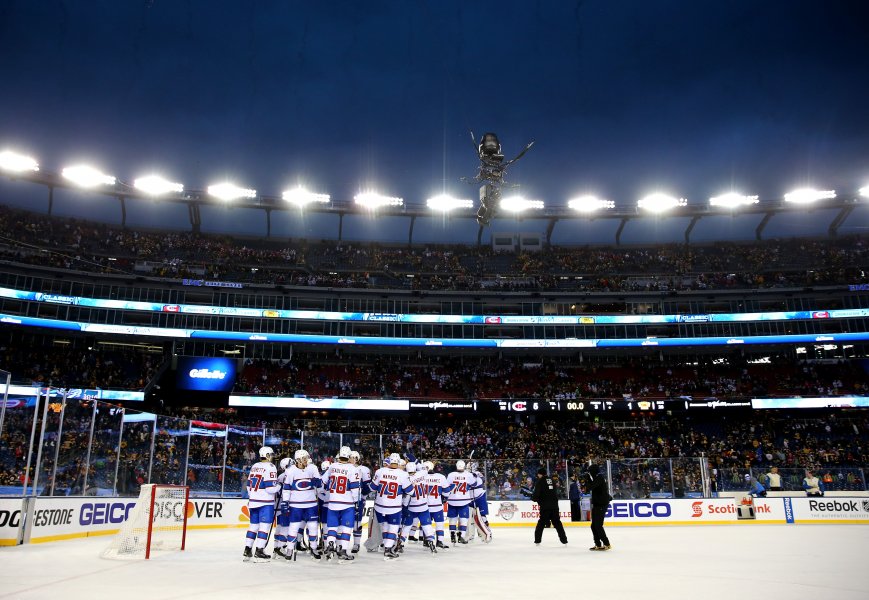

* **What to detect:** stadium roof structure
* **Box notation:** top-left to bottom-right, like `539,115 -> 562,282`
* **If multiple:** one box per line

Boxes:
1,163 -> 865,246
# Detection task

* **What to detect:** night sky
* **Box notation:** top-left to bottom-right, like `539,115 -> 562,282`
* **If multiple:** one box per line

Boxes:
0,1 -> 867,243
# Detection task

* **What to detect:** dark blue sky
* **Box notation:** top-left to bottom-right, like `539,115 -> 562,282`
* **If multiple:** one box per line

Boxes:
0,1 -> 867,243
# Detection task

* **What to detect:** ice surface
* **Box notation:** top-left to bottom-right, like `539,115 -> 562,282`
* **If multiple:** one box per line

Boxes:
1,525 -> 867,600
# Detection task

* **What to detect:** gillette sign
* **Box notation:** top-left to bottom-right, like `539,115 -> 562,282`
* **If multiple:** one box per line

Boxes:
176,357 -> 237,392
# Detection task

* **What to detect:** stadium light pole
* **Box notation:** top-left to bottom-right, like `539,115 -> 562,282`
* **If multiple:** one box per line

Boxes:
0,150 -> 39,173
567,195 -> 614,212
354,191 -> 403,209
282,186 -> 331,207
709,192 -> 759,209
426,194 -> 474,211
207,182 -> 256,201
62,164 -> 116,188
133,175 -> 184,196
783,188 -> 836,204
637,193 -> 687,213
499,196 -> 544,212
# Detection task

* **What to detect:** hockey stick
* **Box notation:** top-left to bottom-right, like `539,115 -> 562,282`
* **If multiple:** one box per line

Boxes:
263,484 -> 283,550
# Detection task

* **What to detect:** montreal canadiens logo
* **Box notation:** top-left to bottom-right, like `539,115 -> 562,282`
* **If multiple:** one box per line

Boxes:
862,500 -> 869,512
691,501 -> 703,517
496,502 -> 518,520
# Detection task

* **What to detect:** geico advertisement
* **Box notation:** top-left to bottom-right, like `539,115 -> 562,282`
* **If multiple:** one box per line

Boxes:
789,497 -> 869,522
490,499 -> 785,525
0,499 -> 24,545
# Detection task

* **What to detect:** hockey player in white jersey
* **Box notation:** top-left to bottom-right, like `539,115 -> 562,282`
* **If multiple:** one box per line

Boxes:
370,453 -> 412,560
282,449 -> 323,560
273,457 -> 292,558
469,462 -> 493,543
443,460 -> 476,544
400,462 -> 437,554
423,461 -> 450,549
316,460 -> 331,553
321,446 -> 362,561
349,450 -> 371,553
406,460 -> 428,542
243,447 -> 282,561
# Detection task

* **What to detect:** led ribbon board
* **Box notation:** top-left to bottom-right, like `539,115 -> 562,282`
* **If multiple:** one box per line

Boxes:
2,312 -> 869,349
0,287 -> 865,325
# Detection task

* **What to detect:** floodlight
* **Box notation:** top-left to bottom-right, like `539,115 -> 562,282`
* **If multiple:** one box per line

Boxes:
208,182 -> 256,201
783,188 -> 835,204
568,195 -> 614,212
859,186 -> 868,198
426,194 -> 474,211
354,192 -> 403,208
637,193 -> 686,212
500,196 -> 544,212
133,174 -> 183,196
62,165 -> 116,188
282,186 -> 330,206
0,150 -> 39,172
709,192 -> 759,208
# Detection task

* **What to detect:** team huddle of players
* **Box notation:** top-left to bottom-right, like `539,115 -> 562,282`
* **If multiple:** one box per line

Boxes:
243,445 -> 492,562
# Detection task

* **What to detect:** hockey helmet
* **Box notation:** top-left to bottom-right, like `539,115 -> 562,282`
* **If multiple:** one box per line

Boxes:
259,446 -> 274,460
338,445 -> 352,461
456,460 -> 466,471
321,460 -> 331,471
406,462 -> 417,474
423,460 -> 434,472
279,457 -> 290,470
388,453 -> 401,466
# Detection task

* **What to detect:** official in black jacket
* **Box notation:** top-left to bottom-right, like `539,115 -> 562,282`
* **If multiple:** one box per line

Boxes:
584,464 -> 612,551
532,471 -> 567,545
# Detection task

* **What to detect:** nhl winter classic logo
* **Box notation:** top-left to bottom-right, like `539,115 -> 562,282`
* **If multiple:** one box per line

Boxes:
862,500 -> 869,513
496,502 -> 519,521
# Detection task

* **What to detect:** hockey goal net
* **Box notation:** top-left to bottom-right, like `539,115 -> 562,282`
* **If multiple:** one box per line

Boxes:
101,484 -> 189,560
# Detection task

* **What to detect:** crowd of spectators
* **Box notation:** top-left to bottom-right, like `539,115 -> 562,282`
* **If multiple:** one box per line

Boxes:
1,205 -> 866,292
3,388 -> 868,499
0,334 -> 160,390
234,355 -> 869,402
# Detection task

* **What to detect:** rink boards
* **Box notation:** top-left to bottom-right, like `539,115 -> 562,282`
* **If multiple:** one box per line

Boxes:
1,496 -> 868,546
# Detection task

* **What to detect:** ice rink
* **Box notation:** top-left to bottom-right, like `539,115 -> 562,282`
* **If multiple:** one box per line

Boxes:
1,525 -> 867,600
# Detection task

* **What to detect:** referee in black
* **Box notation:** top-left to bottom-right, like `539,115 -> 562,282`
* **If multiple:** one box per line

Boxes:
532,470 -> 568,545
585,464 -> 612,551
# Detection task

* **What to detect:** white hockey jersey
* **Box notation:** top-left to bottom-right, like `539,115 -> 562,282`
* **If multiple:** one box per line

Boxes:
424,472 -> 447,509
283,464 -> 321,508
246,460 -> 280,508
372,466 -> 412,514
471,470 -> 486,499
406,471 -> 429,512
358,464 -> 372,498
444,470 -> 476,506
322,461 -> 361,510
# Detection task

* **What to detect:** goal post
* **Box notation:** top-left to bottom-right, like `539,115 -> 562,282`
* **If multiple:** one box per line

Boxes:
101,484 -> 189,560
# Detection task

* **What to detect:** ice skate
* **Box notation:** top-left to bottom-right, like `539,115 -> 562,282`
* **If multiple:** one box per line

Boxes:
254,548 -> 271,561
242,546 -> 253,562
